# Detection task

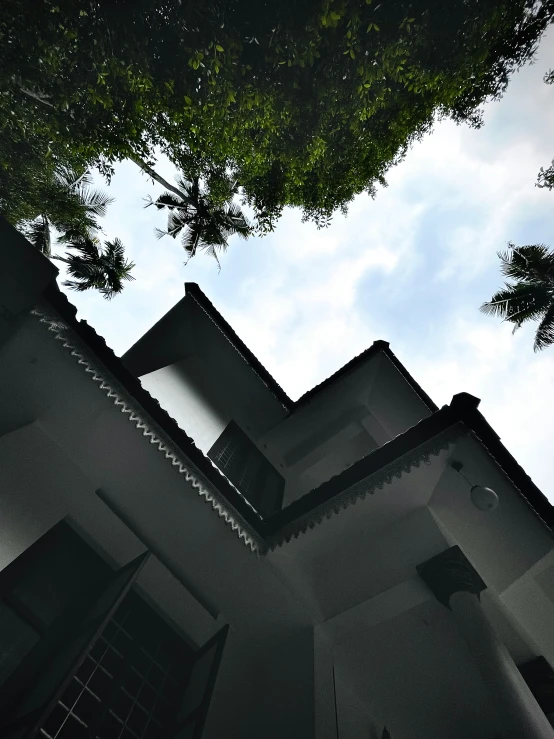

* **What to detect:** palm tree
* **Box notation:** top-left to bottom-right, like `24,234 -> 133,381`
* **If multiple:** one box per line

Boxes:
481,243 -> 554,351
53,237 -> 135,299
19,167 -> 133,298
146,174 -> 252,265
22,167 -> 113,254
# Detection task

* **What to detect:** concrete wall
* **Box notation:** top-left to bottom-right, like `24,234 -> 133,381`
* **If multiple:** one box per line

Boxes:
140,357 -> 231,454
0,421 -> 217,647
262,352 -> 434,506
335,598 -> 504,739
249,629 -> 315,739
429,435 -> 554,594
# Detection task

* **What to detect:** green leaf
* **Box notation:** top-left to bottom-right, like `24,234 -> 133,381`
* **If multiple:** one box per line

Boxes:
215,44 -> 224,52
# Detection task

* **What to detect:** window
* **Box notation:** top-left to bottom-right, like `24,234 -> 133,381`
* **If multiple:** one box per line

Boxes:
0,522 -> 227,739
43,591 -> 194,739
208,421 -> 284,517
0,522 -> 111,691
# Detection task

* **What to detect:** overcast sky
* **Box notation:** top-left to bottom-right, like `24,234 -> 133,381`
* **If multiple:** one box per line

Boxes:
59,31 -> 554,500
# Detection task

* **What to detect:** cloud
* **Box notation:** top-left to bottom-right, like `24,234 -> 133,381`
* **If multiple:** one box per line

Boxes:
61,30 -> 554,499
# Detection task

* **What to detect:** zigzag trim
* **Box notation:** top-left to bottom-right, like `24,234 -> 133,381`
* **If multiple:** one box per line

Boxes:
30,305 -> 266,554
267,425 -> 466,549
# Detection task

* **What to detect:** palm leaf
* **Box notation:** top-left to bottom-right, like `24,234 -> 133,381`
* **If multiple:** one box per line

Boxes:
77,186 -> 114,218
181,224 -> 204,256
224,202 -> 251,237
151,170 -> 252,265
153,192 -> 186,211
534,303 -> 554,351
499,244 -> 554,284
166,209 -> 192,238
53,236 -> 134,299
55,166 -> 94,191
481,282 -> 552,327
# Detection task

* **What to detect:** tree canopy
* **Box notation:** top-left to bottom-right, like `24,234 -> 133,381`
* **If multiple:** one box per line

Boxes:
3,0 -> 554,241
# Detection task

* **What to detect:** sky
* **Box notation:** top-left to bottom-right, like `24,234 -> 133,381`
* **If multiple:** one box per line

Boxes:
58,30 -> 554,500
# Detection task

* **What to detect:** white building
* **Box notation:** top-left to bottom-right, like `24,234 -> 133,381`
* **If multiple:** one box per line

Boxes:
2,217 -> 554,739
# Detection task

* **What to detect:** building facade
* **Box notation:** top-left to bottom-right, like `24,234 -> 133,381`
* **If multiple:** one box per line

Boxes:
2,217 -> 554,738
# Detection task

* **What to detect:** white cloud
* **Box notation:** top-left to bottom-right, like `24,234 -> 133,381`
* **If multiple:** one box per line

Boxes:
61,30 -> 554,500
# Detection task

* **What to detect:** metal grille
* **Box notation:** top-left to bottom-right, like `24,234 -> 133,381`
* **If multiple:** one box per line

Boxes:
236,461 -> 256,495
215,437 -> 238,470
40,593 -> 191,739
208,421 -> 285,516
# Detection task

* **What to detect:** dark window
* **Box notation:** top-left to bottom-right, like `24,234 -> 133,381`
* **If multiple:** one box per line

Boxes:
0,522 -> 110,689
48,591 -> 194,739
0,521 -> 227,739
208,421 -> 284,517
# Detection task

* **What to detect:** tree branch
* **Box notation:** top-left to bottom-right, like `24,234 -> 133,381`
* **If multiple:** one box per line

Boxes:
18,85 -> 56,108
129,154 -> 186,200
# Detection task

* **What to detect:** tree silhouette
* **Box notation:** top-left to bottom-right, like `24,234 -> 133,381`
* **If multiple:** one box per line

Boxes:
481,244 -> 554,351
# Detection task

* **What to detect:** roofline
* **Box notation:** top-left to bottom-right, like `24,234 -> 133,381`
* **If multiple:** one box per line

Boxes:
36,286 -> 554,551
382,344 -> 438,413
41,283 -> 268,546
185,283 -> 438,414
184,283 -> 294,411
265,392 -> 554,542
4,218 -> 549,554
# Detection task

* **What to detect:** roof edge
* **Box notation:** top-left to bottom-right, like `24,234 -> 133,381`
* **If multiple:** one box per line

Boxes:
265,393 -> 554,544
185,283 -> 293,411
39,283 -> 268,552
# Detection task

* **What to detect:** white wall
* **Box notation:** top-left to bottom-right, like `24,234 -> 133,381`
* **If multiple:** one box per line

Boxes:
335,598 -> 504,739
429,435 -> 554,593
247,630 -> 315,739
0,422 -> 217,647
261,351 -> 434,506
140,357 -> 231,454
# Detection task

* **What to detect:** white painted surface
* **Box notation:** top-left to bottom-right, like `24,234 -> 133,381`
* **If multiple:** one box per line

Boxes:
335,598 -> 504,739
140,357 -> 231,454
450,590 -> 554,739
430,434 -> 554,593
2,303 -> 554,739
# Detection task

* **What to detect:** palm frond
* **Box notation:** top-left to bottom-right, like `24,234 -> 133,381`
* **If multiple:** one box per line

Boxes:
224,202 -> 252,237
176,176 -> 201,202
77,186 -> 114,217
55,166 -> 93,191
480,282 -> 552,327
167,210 -> 191,238
534,303 -> 554,351
154,227 -> 168,240
181,224 -> 204,256
153,192 -> 186,211
499,244 -> 554,284
54,236 -> 134,299
150,170 -> 252,266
